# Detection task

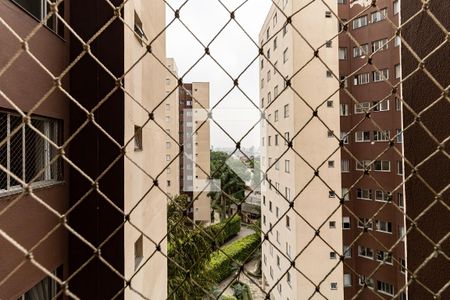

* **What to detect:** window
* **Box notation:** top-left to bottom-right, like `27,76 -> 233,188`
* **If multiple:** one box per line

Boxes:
328,160 -> 335,168
268,136 -> 272,146
374,160 -> 390,172
19,268 -> 60,299
325,40 -> 332,48
283,48 -> 289,63
375,190 -> 389,202
328,130 -> 334,138
0,112 -> 62,193
398,193 -> 404,208
340,75 -> 348,87
354,73 -> 370,85
285,160 -> 290,173
353,44 -> 369,58
371,8 -> 387,23
377,280 -> 394,296
341,159 -> 350,172
352,15 -> 368,29
396,129 -> 403,143
275,134 -> 279,146
358,217 -> 373,229
329,221 -> 336,228
397,160 -> 403,175
326,70 -> 333,78
267,48 -> 271,59
373,130 -> 390,141
276,255 -> 280,267
13,0 -> 65,37
376,250 -> 393,264
327,100 -> 333,107
358,245 -> 374,259
273,37 -> 277,50
393,0 -> 400,15
134,11 -> 147,41
167,180 -> 171,187
273,12 -> 277,27
277,283 -> 282,294
274,110 -> 279,122
395,64 -> 401,79
287,271 -> 291,285
401,259 -> 406,273
325,11 -> 332,18
395,35 -> 401,47
266,28 -> 270,39
356,160 -> 371,171
395,97 -> 402,111
359,275 -> 375,288
134,235 -> 143,269
261,59 -> 264,70
330,252 -> 337,259
283,24 -> 288,36
329,191 -> 336,198
343,217 -> 351,229
166,142 -> 171,149
338,0 -> 346,4
267,92 -> 272,103
284,104 -> 289,118
372,69 -> 389,82
354,102 -> 371,113
267,70 -> 271,82
261,98 -> 264,108
357,188 -> 372,200
373,100 -> 389,111
375,220 -> 393,233
260,78 -> 264,89
340,132 -> 349,144
344,274 -> 352,287
330,282 -> 338,290
274,61 -> 278,74
343,245 -> 352,258
276,231 -> 280,244
166,154 -> 171,161
355,131 -> 371,142
269,201 -> 272,212
372,38 -> 389,52
285,187 -> 291,200
284,132 -> 290,145
342,188 -> 350,201
274,85 -> 279,98
340,104 -> 349,116
286,215 -> 290,228
339,47 -> 348,60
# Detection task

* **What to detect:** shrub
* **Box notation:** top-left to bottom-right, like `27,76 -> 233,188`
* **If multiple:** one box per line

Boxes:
206,215 -> 241,245
207,233 -> 260,283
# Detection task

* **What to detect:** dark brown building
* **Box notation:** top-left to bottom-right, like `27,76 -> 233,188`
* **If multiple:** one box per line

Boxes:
0,0 -> 69,298
338,0 -> 406,298
401,1 -> 450,299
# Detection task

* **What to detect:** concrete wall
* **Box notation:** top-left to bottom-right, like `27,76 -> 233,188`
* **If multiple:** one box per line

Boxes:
123,0 -> 168,299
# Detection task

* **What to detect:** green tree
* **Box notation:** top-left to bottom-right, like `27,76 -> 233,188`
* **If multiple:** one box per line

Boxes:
209,151 -> 247,222
168,195 -> 214,299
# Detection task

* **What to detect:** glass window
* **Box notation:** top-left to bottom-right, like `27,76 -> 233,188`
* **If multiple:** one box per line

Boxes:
352,15 -> 368,29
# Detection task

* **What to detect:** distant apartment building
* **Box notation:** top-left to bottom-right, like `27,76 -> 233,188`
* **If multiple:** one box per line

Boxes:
259,0 -> 343,299
179,83 -> 211,224
0,0 -> 168,299
338,1 -> 406,299
164,58 -> 180,198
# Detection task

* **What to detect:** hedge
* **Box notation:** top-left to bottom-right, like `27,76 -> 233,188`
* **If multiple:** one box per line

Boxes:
207,233 -> 260,283
206,215 -> 241,246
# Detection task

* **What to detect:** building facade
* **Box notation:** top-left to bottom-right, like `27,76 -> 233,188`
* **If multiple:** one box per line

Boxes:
179,82 -> 211,224
338,1 -> 406,299
260,0 -> 343,299
0,0 -> 169,298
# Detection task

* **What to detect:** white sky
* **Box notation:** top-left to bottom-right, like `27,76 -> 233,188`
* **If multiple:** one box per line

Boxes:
165,0 -> 272,149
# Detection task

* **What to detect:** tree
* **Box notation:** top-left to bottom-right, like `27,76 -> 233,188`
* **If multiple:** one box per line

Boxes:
209,151 -> 247,222
167,195 -> 214,299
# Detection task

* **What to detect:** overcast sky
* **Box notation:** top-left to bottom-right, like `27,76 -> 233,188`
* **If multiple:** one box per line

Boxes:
165,0 -> 272,150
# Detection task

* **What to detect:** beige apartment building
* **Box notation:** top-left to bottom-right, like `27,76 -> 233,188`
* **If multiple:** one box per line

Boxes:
260,0 -> 343,299
164,58 -> 181,198
179,83 -> 211,224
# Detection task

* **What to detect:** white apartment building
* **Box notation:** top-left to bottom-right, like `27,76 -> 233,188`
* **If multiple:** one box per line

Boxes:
260,1 -> 343,299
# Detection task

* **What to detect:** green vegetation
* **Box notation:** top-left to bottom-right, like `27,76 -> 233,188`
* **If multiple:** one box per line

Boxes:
207,233 -> 260,283
209,151 -> 248,221
167,195 -> 214,299
206,215 -> 241,246
231,281 -> 253,300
